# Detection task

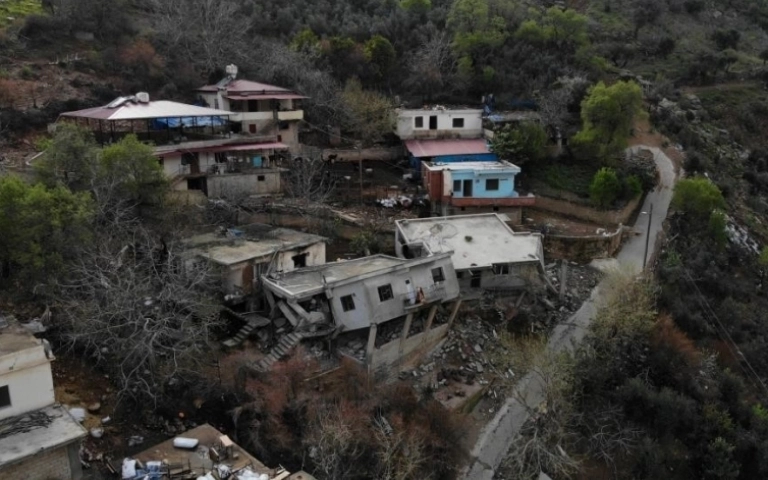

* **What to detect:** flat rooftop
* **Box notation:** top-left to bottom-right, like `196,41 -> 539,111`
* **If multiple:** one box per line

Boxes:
423,160 -> 521,172
264,255 -> 409,296
0,323 -> 41,357
0,404 -> 86,468
133,424 -> 283,478
184,224 -> 326,266
396,214 -> 543,270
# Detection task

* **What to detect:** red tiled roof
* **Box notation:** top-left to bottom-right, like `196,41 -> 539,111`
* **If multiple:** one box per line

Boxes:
405,139 -> 491,158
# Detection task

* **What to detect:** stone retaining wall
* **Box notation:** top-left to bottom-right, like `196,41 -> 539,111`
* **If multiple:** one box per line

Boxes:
544,227 -> 626,262
533,194 -> 642,226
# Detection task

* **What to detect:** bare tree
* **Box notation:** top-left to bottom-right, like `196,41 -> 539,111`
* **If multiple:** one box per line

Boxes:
147,0 -> 251,73
537,75 -> 589,134
282,156 -> 336,206
55,228 -> 224,406
405,32 -> 459,99
304,407 -> 368,480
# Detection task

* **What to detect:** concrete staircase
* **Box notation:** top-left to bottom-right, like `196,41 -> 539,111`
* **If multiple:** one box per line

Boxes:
254,332 -> 305,372
222,313 -> 271,348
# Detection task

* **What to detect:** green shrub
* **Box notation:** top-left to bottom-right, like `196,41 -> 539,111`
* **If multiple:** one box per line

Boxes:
589,167 -> 621,208
672,177 -> 726,218
709,210 -> 727,247
624,175 -> 643,199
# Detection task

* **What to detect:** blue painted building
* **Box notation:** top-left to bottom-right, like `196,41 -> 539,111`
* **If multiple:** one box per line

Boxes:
404,139 -> 498,177
422,160 -> 533,221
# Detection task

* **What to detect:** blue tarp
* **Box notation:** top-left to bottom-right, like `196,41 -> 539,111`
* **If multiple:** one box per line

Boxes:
150,116 -> 228,130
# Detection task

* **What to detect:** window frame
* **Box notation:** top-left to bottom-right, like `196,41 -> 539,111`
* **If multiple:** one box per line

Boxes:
414,116 -> 424,128
257,175 -> 266,181
486,178 -> 500,191
431,267 -> 446,283
377,284 -> 394,302
0,385 -> 10,409
340,295 -> 356,312
453,180 -> 461,193
452,117 -> 465,128
493,264 -> 510,275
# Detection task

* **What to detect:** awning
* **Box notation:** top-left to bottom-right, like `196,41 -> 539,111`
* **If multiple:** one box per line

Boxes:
405,139 -> 492,158
226,94 -> 306,101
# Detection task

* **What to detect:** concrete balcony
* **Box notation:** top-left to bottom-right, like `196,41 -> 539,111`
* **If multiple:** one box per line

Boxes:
229,110 -> 304,123
401,284 -> 447,310
277,110 -> 303,121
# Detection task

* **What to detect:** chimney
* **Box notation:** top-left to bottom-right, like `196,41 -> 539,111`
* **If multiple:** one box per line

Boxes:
225,64 -> 238,80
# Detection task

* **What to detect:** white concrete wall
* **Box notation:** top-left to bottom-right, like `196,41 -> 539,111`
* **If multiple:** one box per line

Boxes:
0,346 -> 54,419
329,256 -> 459,332
207,172 -> 281,198
396,109 -> 483,140
220,242 -> 326,295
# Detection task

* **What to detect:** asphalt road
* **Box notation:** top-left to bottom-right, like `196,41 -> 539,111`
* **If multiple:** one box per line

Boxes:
461,146 -> 677,480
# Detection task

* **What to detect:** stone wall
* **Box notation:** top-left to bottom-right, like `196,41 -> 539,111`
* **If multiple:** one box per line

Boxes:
533,194 -> 642,226
544,227 -> 626,262
0,444 -> 78,480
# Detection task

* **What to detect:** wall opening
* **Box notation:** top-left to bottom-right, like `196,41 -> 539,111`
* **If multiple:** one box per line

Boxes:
292,253 -> 308,268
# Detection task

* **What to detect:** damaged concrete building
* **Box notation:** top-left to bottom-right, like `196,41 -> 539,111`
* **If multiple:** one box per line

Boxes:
259,253 -> 463,377
183,224 -> 326,305
394,213 -> 545,296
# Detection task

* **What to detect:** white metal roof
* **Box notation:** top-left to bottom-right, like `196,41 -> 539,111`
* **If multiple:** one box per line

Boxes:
60,100 -> 234,121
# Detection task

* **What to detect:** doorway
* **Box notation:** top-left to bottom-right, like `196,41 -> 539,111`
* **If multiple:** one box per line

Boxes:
463,179 -> 473,197
429,116 -> 437,130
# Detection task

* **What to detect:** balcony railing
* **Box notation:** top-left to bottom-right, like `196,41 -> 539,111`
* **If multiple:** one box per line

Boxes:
401,284 -> 447,309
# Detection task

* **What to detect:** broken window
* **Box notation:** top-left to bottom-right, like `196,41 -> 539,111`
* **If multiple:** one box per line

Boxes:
486,178 -> 499,191
377,284 -> 394,302
470,271 -> 482,288
257,175 -> 266,181
493,264 -> 510,275
453,180 -> 461,193
456,272 -> 464,279
431,267 -> 445,283
0,385 -> 9,409
414,116 -> 424,128
452,118 -> 465,128
341,295 -> 355,312
292,253 -> 308,268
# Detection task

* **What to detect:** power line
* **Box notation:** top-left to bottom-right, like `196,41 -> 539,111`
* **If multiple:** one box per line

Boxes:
680,268 -> 768,399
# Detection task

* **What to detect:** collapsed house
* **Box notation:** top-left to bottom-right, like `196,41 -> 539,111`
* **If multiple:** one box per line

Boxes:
394,213 -> 546,296
259,253 -> 462,377
183,224 -> 326,306
0,321 -> 87,480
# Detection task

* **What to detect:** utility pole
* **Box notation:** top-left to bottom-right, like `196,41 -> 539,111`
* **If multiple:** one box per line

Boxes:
643,203 -> 654,270
356,142 -> 363,205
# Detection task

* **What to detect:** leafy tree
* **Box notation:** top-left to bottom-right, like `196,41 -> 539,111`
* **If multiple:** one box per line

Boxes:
515,7 -> 589,52
340,78 -> 394,146
572,80 -> 644,162
709,209 -> 728,247
36,123 -> 99,191
364,35 -> 396,80
400,0 -> 431,15
0,176 -> 92,282
632,0 -> 663,38
589,167 -> 621,208
490,122 -> 549,165
672,177 -> 726,218
448,0 -> 507,83
624,175 -> 642,199
712,29 -> 740,51
702,437 -> 739,480
291,28 -> 321,54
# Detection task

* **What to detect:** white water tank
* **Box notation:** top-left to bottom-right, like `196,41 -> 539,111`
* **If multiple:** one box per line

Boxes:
136,92 -> 150,103
225,64 -> 238,78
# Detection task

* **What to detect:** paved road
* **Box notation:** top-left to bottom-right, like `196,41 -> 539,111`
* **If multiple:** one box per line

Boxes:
462,146 -> 677,480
